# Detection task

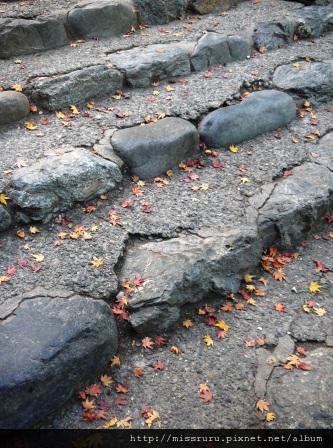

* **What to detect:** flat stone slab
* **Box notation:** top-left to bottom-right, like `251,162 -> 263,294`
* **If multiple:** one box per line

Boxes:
0,289 -> 118,428
267,348 -> 333,428
0,14 -> 68,59
111,117 -> 199,178
9,149 -> 122,222
110,42 -> 193,88
68,0 -> 137,39
198,90 -> 296,148
272,59 -> 333,101
29,65 -> 123,111
0,91 -> 30,125
249,162 -> 333,248
119,227 -> 262,333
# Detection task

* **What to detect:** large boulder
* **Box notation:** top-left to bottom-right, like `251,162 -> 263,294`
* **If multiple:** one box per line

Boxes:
272,60 -> 333,102
199,90 -> 296,148
111,117 -> 199,178
253,20 -> 296,51
0,14 -> 68,59
0,91 -> 30,125
0,289 -> 118,428
29,65 -> 123,111
119,227 -> 262,333
0,205 -> 11,232
294,4 -> 333,39
68,0 -> 137,39
9,149 -> 122,222
110,42 -> 193,88
133,0 -> 189,25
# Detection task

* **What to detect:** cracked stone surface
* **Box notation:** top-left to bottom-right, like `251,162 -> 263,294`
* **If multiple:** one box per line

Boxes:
48,230 -> 333,429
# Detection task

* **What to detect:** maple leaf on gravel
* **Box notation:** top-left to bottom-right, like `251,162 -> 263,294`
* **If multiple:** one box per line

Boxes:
199,384 -> 213,403
153,360 -> 166,370
133,367 -> 144,378
170,345 -> 182,354
274,302 -> 286,313
203,335 -> 214,347
326,214 -> 333,224
212,160 -> 225,168
100,374 -> 113,387
115,383 -> 128,394
82,398 -> 95,411
273,269 -> 287,281
85,384 -> 102,397
182,319 -> 193,329
314,260 -> 329,273
216,330 -> 227,339
111,355 -> 121,367
256,399 -> 270,413
121,198 -> 134,208
154,336 -> 168,346
142,337 -> 154,349
245,338 -> 256,347
215,320 -> 229,332
114,396 -> 128,407
308,281 -> 321,293
266,412 -> 276,422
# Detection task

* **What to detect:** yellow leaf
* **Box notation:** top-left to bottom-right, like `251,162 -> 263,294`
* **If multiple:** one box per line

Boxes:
0,193 -> 10,206
229,145 -> 239,153
240,177 -> 250,184
24,121 -> 38,130
182,319 -> 193,329
100,374 -> 113,387
214,320 -> 229,332
12,83 -> 23,92
313,307 -> 326,316
244,273 -> 254,284
90,224 -> 99,232
70,105 -> 79,114
200,183 -> 209,191
145,410 -> 160,428
32,254 -> 44,262
116,417 -> 132,429
308,281 -> 321,294
0,275 -> 11,285
91,256 -> 104,268
165,85 -> 175,92
203,335 -> 214,347
86,101 -> 95,110
104,417 -> 118,429
266,412 -> 276,422
16,230 -> 26,239
111,355 -> 121,367
292,63 -> 301,69
56,111 -> 66,119
303,304 -> 311,313
152,90 -> 160,96
29,226 -> 40,234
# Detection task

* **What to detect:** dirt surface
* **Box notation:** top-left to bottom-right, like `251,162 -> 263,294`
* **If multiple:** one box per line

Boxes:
44,228 -> 333,429
0,0 -> 78,18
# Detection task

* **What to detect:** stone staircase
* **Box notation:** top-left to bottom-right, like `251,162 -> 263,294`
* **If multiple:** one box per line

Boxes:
0,0 -> 332,429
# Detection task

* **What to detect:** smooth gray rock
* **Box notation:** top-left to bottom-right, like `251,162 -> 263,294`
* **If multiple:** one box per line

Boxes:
133,0 -> 189,25
267,348 -> 333,428
273,335 -> 295,364
119,227 -> 262,333
68,0 -> 137,39
199,90 -> 296,148
0,289 -> 118,428
249,162 -> 333,248
9,149 -> 122,222
111,117 -> 199,179
227,34 -> 253,60
0,14 -> 68,59
294,4 -> 333,39
0,205 -> 11,232
110,42 -> 193,88
316,132 -> 333,172
0,91 -> 30,125
273,60 -> 333,101
190,33 -> 232,71
253,19 -> 296,50
29,65 -> 123,111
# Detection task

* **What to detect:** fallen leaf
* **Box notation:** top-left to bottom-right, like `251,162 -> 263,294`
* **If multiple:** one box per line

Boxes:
266,412 -> 276,422
273,269 -> 286,281
0,193 -> 10,206
153,360 -> 165,370
100,374 -> 113,387
309,281 -> 321,293
82,398 -> 95,411
115,383 -> 128,394
214,320 -> 229,332
133,367 -> 144,378
85,384 -> 102,397
32,254 -> 44,262
111,355 -> 121,367
256,399 -> 270,413
182,319 -> 193,329
91,256 -> 104,268
274,302 -> 286,313
203,335 -> 214,347
229,145 -> 239,153
314,260 -> 329,273
170,345 -> 182,354
29,226 -> 40,234
70,105 -> 79,114
24,121 -> 38,130
142,337 -> 154,349
12,83 -> 23,92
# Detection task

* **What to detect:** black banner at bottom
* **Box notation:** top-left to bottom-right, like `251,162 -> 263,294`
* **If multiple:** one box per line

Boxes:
1,429 -> 332,448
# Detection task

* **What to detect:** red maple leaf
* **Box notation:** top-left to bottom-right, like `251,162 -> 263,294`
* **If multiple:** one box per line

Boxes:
200,389 -> 213,403
18,258 -> 28,268
115,383 -> 128,394
205,315 -> 217,326
114,396 -> 128,407
216,330 -> 227,339
6,266 -> 17,276
133,275 -> 145,287
83,410 -> 97,422
121,198 -> 134,208
326,214 -> 333,224
152,360 -> 166,370
314,260 -> 329,273
85,384 -> 102,397
154,336 -> 168,346
95,409 -> 107,420
212,160 -> 225,168
245,338 -> 257,347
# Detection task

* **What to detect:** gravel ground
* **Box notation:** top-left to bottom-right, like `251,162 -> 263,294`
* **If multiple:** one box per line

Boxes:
0,0 -> 78,18
43,227 -> 333,429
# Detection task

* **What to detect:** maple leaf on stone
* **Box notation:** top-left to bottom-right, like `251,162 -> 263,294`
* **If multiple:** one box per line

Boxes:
111,355 -> 121,367
108,209 -> 121,226
273,269 -> 286,281
0,193 -> 10,206
182,319 -> 193,329
154,336 -> 168,346
100,374 -> 113,387
212,160 -> 225,168
244,273 -> 254,284
170,345 -> 182,354
296,346 -> 308,357
274,302 -> 286,313
256,399 -> 270,413
115,383 -> 128,394
153,360 -> 165,370
266,412 -> 276,422
82,398 -> 95,411
235,302 -> 246,311
142,337 -> 154,349
221,303 -> 233,312
215,320 -> 229,332
121,198 -> 134,208
205,315 -> 217,326
259,277 -> 269,286
133,367 -> 144,378
91,256 -> 104,268
85,384 -> 102,397
326,214 -> 333,224
255,288 -> 266,297
133,275 -> 145,287
203,335 -> 214,347
308,281 -> 321,293
216,330 -> 227,339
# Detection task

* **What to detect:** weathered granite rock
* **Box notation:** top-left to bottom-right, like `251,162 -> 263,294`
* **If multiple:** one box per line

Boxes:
133,0 -> 189,25
110,42 -> 193,88
272,60 -> 333,101
316,132 -> 333,172
0,289 -> 118,428
199,90 -> 296,148
29,65 -> 123,111
0,91 -> 30,125
290,312 -> 331,342
190,33 -> 232,71
0,205 -> 11,232
190,0 -> 244,14
254,348 -> 274,398
249,162 -> 333,248
267,348 -> 333,428
111,117 -> 199,178
227,34 -> 253,60
9,149 -> 122,222
0,14 -> 68,59
295,4 -> 333,39
68,0 -> 137,39
253,19 -> 296,50
119,227 -> 262,333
